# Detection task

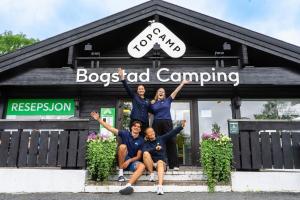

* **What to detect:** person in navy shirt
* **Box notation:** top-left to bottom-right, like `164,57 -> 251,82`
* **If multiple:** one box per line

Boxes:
118,68 -> 150,135
143,120 -> 186,195
150,80 -> 189,170
90,111 -> 145,195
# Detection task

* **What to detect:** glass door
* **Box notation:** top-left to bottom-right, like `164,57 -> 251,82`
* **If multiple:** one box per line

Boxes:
171,101 -> 192,165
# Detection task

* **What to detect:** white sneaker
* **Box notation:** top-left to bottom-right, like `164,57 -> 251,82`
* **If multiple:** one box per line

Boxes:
156,185 -> 164,195
149,173 -> 155,182
173,167 -> 179,171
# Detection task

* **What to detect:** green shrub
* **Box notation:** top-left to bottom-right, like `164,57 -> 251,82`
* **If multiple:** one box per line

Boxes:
86,132 -> 117,181
200,124 -> 233,192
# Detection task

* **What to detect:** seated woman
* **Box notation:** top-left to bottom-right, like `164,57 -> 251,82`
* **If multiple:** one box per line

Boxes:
142,120 -> 186,195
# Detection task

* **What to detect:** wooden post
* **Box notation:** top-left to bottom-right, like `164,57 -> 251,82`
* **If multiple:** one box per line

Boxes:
231,96 -> 241,119
240,44 -> 249,67
191,99 -> 200,166
67,45 -> 76,68
0,91 -> 6,119
74,97 -> 80,118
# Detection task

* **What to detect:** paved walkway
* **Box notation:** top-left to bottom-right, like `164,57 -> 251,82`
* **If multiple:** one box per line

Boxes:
1,192 -> 300,200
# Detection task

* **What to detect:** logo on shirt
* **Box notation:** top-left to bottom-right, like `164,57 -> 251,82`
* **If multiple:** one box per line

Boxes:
134,142 -> 139,146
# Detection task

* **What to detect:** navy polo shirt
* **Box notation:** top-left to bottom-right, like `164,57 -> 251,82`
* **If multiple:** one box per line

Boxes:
121,80 -> 150,123
118,130 -> 144,158
142,126 -> 183,162
150,96 -> 173,120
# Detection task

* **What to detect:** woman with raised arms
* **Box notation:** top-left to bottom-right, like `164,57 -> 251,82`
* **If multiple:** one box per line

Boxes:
150,80 -> 189,170
118,68 -> 151,135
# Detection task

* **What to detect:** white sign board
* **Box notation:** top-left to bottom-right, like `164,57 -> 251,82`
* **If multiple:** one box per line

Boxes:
128,22 -> 186,58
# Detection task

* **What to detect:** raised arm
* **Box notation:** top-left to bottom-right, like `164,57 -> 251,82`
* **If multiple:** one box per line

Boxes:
170,80 -> 190,99
118,68 -> 135,98
90,111 -> 119,135
161,120 -> 186,142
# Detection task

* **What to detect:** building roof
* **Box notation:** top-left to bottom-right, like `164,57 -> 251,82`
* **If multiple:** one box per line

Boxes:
0,0 -> 299,73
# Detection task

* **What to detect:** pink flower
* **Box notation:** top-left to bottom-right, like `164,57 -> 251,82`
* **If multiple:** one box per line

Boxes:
202,132 -> 221,140
202,132 -> 211,140
87,131 -> 98,141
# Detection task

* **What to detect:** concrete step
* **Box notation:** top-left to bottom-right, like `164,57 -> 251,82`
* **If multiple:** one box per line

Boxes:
85,180 -> 231,193
109,167 -> 207,181
109,172 -> 207,181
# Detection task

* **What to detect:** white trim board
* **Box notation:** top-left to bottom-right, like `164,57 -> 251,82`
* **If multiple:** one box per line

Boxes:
231,171 -> 300,192
0,169 -> 86,193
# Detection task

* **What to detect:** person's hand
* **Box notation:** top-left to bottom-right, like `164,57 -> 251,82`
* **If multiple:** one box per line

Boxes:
118,68 -> 125,80
156,145 -> 162,151
122,160 -> 131,169
90,111 -> 100,121
181,120 -> 186,128
181,80 -> 190,85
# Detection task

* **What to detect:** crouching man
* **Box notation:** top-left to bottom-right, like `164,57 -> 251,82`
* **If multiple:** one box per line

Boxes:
90,111 -> 145,195
143,120 -> 186,195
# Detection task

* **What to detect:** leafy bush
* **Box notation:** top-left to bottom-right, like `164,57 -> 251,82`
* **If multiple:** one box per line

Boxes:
200,123 -> 233,192
86,132 -> 117,181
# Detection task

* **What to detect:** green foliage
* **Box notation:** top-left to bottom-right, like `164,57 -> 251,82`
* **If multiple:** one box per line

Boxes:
212,123 -> 220,133
121,102 -> 132,131
201,133 -> 232,192
254,100 -> 299,120
86,136 -> 117,181
0,31 -> 39,55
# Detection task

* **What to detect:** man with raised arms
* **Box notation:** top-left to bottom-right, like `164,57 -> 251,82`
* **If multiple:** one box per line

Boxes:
90,111 -> 145,195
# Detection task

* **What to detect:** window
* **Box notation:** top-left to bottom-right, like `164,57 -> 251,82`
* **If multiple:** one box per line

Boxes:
198,100 -> 232,137
241,99 -> 300,120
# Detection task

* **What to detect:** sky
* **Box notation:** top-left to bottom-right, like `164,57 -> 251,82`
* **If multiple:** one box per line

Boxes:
0,0 -> 299,47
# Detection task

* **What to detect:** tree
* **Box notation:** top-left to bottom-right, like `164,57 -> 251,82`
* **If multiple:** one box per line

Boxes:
254,101 -> 298,120
0,31 -> 39,55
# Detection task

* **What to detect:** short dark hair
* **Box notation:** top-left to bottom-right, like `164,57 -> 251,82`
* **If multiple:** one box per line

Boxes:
137,85 -> 145,90
131,121 -> 142,128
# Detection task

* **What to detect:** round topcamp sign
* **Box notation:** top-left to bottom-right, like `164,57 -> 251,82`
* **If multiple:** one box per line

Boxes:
128,22 -> 186,58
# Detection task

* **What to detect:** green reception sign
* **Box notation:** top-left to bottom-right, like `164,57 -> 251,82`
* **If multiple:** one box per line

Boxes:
100,108 -> 116,135
6,99 -> 75,116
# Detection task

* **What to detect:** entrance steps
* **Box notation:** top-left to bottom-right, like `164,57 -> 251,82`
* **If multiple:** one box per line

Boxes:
85,167 -> 231,192
108,168 -> 207,181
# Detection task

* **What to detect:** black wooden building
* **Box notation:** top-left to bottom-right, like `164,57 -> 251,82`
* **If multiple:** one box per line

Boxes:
0,0 -> 300,169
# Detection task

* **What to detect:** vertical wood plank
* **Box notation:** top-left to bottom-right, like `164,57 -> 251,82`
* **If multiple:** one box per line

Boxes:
250,131 -> 262,169
271,132 -> 283,169
261,132 -> 272,168
0,132 -> 10,167
27,130 -> 40,167
67,131 -> 79,168
7,131 -> 21,167
38,131 -> 49,167
48,131 -> 59,167
292,132 -> 300,169
230,134 -> 241,169
77,130 -> 88,168
58,131 -> 68,168
240,131 -> 251,169
18,131 -> 30,167
282,132 -> 294,169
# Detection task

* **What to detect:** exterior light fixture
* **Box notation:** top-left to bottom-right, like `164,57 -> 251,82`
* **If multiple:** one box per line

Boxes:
84,43 -> 92,51
223,42 -> 231,51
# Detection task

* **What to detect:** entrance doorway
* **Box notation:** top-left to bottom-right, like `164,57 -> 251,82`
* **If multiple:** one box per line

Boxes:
171,101 -> 192,165
120,100 -> 192,166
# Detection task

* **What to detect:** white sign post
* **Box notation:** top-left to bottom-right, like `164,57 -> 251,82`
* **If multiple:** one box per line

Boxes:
128,22 -> 186,58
